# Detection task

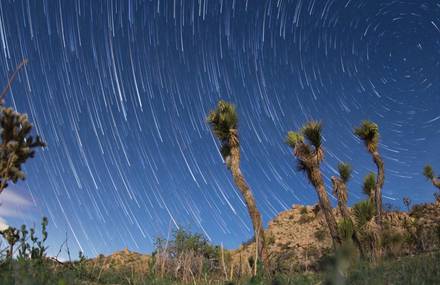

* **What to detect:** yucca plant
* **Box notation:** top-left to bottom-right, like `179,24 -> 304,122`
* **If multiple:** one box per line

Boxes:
207,100 -> 267,273
352,199 -> 382,258
353,200 -> 376,229
338,218 -> 354,242
362,172 -> 376,203
354,121 -> 384,226
331,162 -> 364,255
423,165 -> 440,190
286,121 -> 341,246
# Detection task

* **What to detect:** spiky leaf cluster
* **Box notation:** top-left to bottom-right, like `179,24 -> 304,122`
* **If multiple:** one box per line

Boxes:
338,162 -> 352,183
285,131 -> 304,148
362,172 -> 376,197
423,165 -> 434,180
353,200 -> 376,228
301,121 -> 322,148
354,120 -> 379,152
0,107 -> 46,191
286,121 -> 324,184
286,121 -> 322,150
207,100 -> 237,141
338,218 -> 354,242
207,100 -> 237,160
1,226 -> 19,247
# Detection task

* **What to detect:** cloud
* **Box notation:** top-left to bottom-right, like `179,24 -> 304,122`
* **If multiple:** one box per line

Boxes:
0,188 -> 36,230
0,217 -> 8,231
0,189 -> 32,207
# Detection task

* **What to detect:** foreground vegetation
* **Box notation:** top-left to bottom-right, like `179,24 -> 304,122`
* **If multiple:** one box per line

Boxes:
0,214 -> 439,284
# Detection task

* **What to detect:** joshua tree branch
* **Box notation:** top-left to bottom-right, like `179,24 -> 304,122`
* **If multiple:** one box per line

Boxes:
0,58 -> 28,103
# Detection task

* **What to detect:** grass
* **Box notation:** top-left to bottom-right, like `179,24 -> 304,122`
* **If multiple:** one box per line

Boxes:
0,252 -> 439,284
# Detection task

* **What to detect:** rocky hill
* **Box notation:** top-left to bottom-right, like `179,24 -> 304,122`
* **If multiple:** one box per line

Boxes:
84,200 -> 440,277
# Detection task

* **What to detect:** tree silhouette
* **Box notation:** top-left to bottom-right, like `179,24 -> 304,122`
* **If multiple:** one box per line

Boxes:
286,121 -> 341,246
1,226 -> 19,259
207,100 -> 267,273
0,59 -> 46,195
354,121 -> 384,227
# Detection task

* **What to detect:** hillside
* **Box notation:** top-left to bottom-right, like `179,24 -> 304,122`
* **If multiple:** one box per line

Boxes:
85,200 -> 440,279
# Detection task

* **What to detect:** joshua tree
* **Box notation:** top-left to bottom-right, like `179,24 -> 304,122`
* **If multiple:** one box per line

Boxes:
423,165 -> 440,190
1,226 -> 19,259
354,121 -> 384,226
286,121 -> 341,246
207,100 -> 267,271
0,59 -> 46,194
402,197 -> 411,212
331,162 -> 364,255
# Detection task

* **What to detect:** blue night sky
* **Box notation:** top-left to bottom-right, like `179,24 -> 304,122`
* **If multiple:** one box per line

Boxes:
0,0 -> 439,258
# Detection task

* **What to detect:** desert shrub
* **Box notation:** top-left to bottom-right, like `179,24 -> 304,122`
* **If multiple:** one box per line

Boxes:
152,227 -> 224,282
338,218 -> 354,242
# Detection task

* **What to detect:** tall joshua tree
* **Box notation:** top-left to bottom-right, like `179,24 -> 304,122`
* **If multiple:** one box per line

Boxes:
423,165 -> 440,190
207,100 -> 267,271
0,59 -> 46,194
354,121 -> 384,227
286,121 -> 341,246
331,162 -> 364,255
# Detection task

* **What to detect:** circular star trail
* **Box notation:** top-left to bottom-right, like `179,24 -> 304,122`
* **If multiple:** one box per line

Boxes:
0,0 -> 439,257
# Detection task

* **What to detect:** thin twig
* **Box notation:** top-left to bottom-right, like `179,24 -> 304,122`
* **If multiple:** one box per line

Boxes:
0,58 -> 28,103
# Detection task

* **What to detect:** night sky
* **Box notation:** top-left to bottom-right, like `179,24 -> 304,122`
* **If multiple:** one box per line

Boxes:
0,0 -> 439,258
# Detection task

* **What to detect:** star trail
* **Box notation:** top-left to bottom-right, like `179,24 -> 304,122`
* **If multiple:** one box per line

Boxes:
0,0 -> 439,258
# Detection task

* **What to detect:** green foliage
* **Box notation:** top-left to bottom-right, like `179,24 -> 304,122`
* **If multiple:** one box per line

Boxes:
338,218 -> 354,242
301,121 -> 322,148
338,162 -> 352,183
347,252 -> 440,285
207,100 -> 238,141
354,120 -> 379,151
155,228 -> 220,260
153,227 -> 224,280
285,131 -> 304,148
353,200 -> 375,228
362,172 -> 376,197
207,100 -> 238,163
423,165 -> 435,180
286,121 -> 322,150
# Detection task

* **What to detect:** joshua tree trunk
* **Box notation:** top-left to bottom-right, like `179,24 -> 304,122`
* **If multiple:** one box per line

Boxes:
228,130 -> 268,271
371,151 -> 384,227
332,178 -> 364,256
310,167 -> 341,247
8,243 -> 13,259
